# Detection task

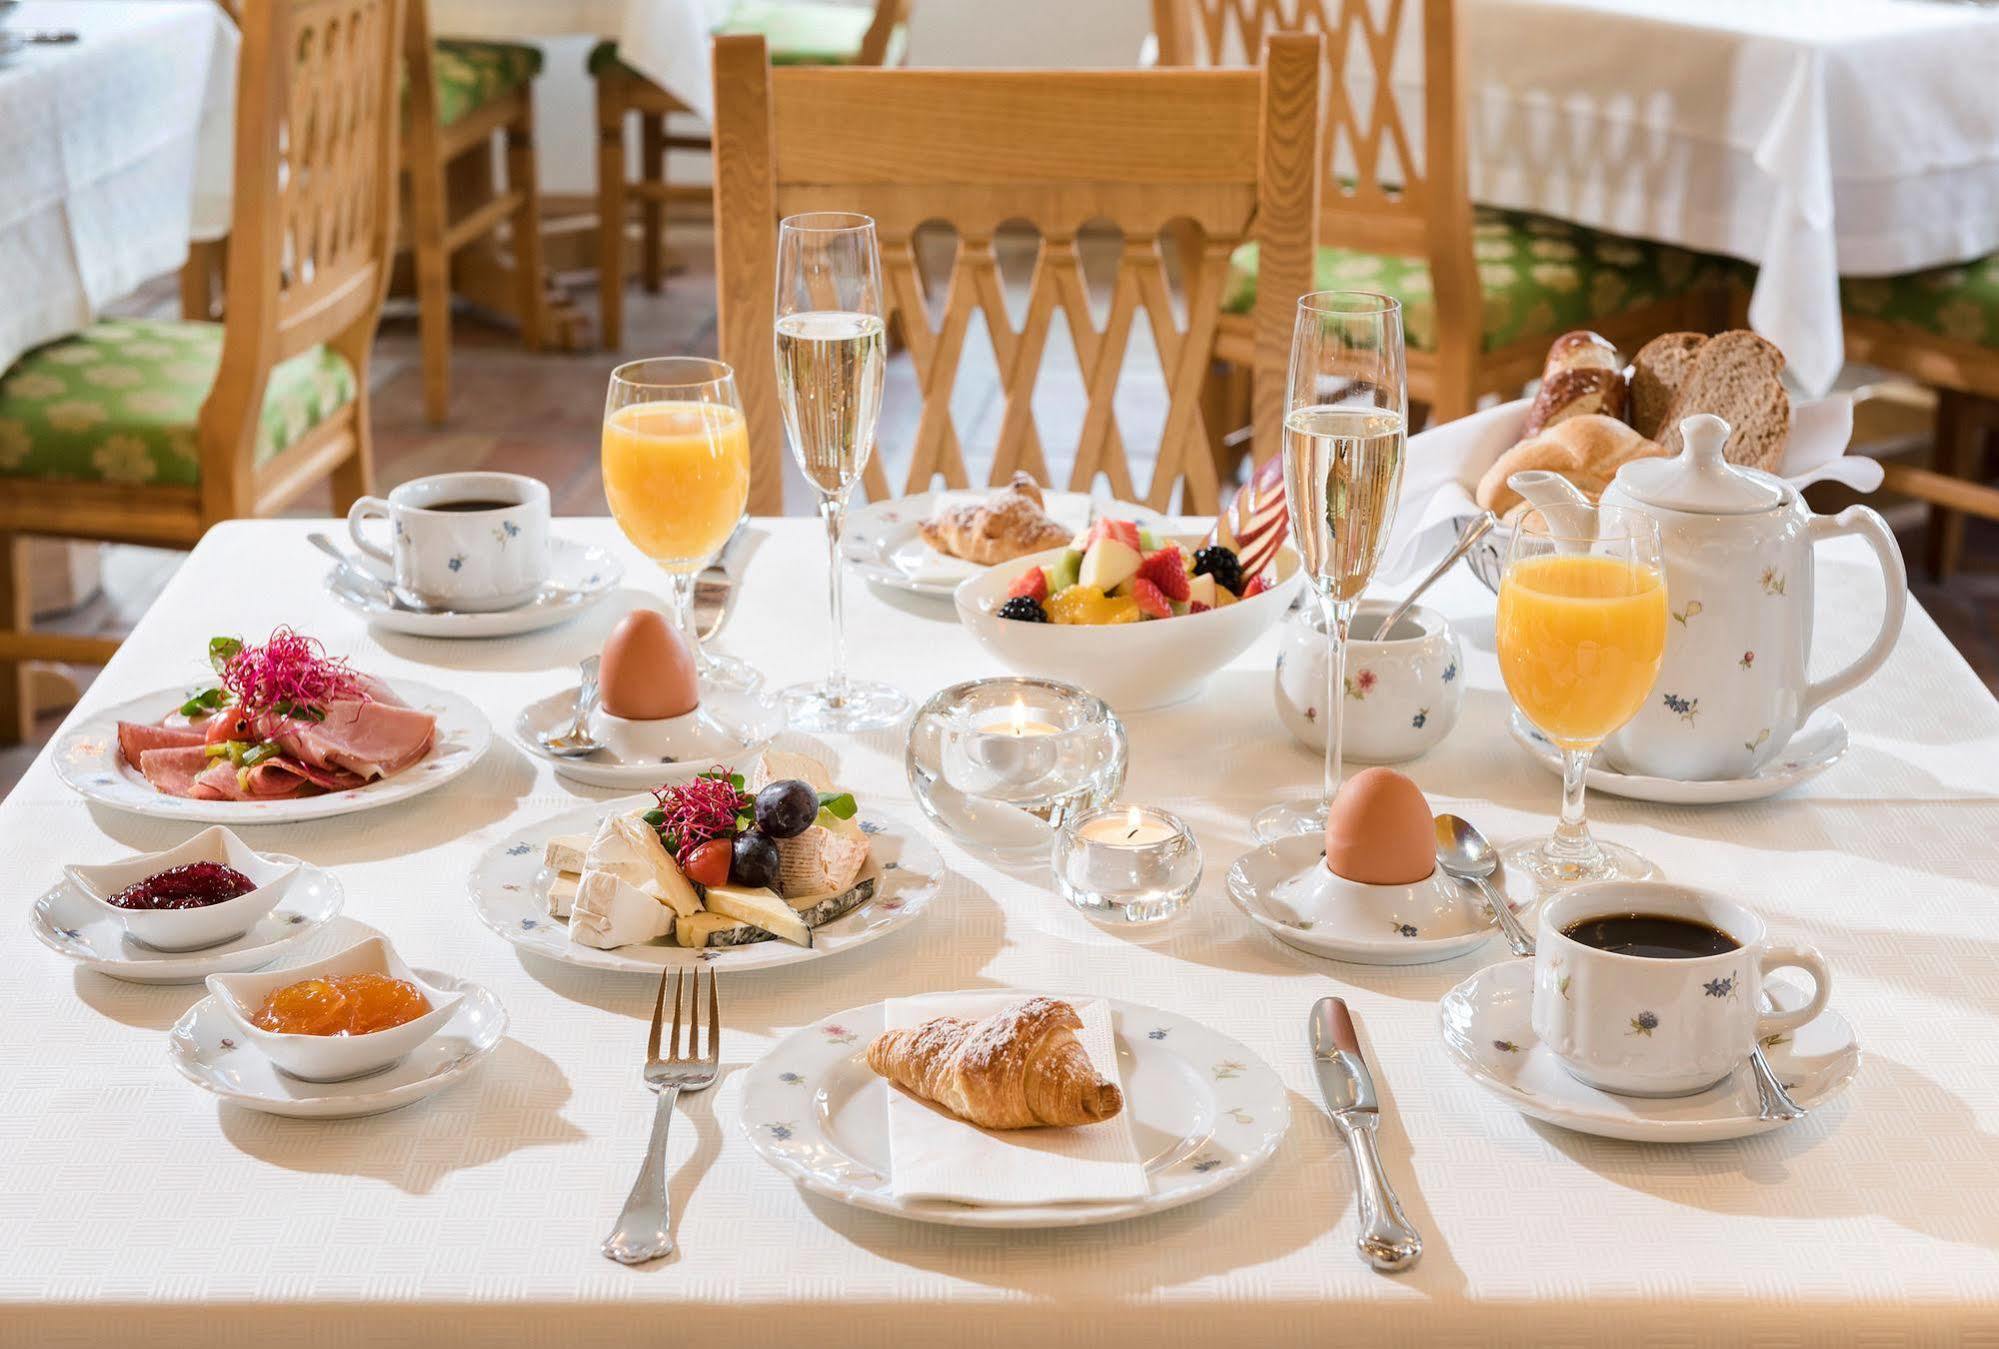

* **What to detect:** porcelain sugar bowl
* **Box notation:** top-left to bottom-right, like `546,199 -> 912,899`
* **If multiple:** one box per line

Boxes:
1275,598 -> 1463,764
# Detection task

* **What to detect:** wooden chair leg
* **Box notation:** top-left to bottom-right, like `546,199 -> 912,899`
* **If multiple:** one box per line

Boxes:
1929,389 -> 1971,582
507,108 -> 548,354
639,112 -> 666,294
180,239 -> 225,321
596,78 -> 628,351
331,397 -> 377,516
0,535 -> 32,747
405,141 -> 454,425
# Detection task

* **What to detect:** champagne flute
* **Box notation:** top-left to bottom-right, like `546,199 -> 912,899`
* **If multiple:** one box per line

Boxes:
1252,292 -> 1408,842
1495,505 -> 1667,887
601,357 -> 759,690
773,211 -> 910,732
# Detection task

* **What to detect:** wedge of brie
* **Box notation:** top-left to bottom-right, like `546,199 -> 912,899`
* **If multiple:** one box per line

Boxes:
747,749 -> 834,794
703,884 -> 812,947
568,870 -> 677,949
542,832 -> 593,875
774,815 -> 870,900
545,871 -> 580,918
584,813 -> 701,918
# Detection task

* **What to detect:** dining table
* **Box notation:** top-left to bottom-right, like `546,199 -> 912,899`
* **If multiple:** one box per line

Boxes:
427,0 -> 732,120
6,513 -> 1999,1344
0,0 -> 238,374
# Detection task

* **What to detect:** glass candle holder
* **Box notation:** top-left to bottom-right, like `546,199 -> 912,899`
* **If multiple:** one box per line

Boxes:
1053,805 -> 1202,925
905,677 -> 1127,857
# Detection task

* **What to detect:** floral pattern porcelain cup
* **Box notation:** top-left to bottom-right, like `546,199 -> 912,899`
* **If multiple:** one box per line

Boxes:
1532,881 -> 1831,1098
347,471 -> 551,611
1274,599 -> 1462,764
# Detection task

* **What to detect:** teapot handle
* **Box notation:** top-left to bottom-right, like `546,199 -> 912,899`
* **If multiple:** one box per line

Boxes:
1800,505 -> 1906,719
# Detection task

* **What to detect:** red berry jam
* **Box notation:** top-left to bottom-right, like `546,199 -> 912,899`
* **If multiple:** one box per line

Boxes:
109,862 -> 256,910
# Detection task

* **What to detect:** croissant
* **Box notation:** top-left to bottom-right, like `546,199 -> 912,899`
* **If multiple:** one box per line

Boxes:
918,472 -> 1071,565
866,996 -> 1124,1129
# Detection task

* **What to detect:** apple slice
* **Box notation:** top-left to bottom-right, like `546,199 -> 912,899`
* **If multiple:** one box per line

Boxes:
1078,537 -> 1141,592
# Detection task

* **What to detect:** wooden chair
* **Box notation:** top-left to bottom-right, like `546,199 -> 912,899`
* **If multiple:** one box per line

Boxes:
1842,259 -> 1999,580
1154,0 -> 1728,428
401,0 -> 547,423
711,31 -> 1323,515
0,0 -> 403,741
594,0 -> 909,350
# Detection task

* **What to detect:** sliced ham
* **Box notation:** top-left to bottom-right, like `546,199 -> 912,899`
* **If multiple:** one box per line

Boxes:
275,699 -> 435,780
118,721 -> 206,764
189,758 -> 320,801
135,745 -> 215,798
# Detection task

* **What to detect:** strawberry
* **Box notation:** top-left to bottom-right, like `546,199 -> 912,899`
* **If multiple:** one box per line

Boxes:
1131,577 -> 1173,620
1135,545 -> 1190,602
1189,600 -> 1212,614
1241,572 -> 1272,599
1007,566 -> 1049,602
1084,517 -> 1142,552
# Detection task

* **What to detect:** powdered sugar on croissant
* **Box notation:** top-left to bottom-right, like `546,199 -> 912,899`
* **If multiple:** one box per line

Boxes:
918,473 -> 1071,566
866,996 -> 1124,1129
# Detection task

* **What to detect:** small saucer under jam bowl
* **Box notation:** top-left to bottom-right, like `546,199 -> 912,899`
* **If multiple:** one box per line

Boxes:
514,681 -> 784,788
1439,959 -> 1858,1142
64,826 -> 297,952
1508,707 -> 1849,806
31,858 -> 343,985
1225,833 -> 1523,965
170,971 -> 505,1118
206,936 -> 463,1082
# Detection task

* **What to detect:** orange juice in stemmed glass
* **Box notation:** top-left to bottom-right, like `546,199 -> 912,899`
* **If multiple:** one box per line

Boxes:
1495,506 -> 1666,888
602,358 -> 758,690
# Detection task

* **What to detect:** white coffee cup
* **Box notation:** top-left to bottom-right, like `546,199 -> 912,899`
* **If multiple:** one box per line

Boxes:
1532,882 -> 1830,1097
347,472 -> 551,611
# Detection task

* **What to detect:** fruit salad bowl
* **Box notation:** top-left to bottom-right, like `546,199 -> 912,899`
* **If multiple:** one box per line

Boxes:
954,535 -> 1304,711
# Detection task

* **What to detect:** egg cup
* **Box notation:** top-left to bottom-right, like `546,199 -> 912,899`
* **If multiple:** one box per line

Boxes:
64,826 -> 298,952
587,688 -> 777,764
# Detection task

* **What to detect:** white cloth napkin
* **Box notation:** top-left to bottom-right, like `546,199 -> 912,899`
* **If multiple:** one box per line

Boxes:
881,993 -> 1148,1208
1379,393 -> 1878,584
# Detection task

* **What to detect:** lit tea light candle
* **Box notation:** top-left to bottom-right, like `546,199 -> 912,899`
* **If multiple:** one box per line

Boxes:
979,700 -> 1061,738
1076,806 -> 1176,847
1055,804 -> 1201,925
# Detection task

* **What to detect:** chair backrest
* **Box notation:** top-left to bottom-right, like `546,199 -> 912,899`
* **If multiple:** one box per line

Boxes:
712,32 -> 1321,515
201,0 -> 403,515
1153,0 -> 1478,382
857,0 -> 908,66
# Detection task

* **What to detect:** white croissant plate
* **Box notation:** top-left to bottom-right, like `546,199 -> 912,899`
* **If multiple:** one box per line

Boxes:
466,798 -> 943,973
740,993 -> 1290,1228
843,490 -> 1164,597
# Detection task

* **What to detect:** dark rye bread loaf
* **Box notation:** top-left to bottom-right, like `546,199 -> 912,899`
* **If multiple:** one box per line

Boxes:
1657,331 -> 1790,471
1629,332 -> 1707,440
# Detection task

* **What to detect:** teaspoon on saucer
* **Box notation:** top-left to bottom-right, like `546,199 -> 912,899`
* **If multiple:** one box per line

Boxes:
1434,814 -> 1535,956
538,656 -> 606,757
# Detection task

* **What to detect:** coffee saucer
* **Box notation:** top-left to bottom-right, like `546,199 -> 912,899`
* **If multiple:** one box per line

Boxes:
1508,709 -> 1849,805
324,537 -> 624,639
1439,960 -> 1859,1142
168,972 -> 506,1118
1225,834 -> 1526,965
514,684 -> 784,788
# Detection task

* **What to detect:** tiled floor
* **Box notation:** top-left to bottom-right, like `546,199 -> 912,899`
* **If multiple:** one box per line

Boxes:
3,215 -> 1995,794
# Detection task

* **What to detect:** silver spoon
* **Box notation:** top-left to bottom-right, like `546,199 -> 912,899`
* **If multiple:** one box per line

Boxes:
1433,813 -> 1535,956
1376,511 -> 1496,640
1748,999 -> 1807,1123
307,531 -> 431,613
538,656 -> 606,757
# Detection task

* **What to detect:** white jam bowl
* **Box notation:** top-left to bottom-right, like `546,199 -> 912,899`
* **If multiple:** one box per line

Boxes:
1275,599 -> 1463,764
65,826 -> 297,952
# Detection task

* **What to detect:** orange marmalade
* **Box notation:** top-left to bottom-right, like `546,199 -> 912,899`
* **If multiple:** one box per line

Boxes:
251,973 -> 430,1036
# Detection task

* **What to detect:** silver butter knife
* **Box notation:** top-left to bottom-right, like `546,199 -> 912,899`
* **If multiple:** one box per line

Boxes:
1310,996 -> 1423,1272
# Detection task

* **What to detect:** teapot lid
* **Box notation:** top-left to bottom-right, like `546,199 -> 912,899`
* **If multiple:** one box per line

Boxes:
1615,414 -> 1786,514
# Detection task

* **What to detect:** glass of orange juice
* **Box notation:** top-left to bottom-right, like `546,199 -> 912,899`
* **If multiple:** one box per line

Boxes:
602,357 -> 757,690
1496,506 -> 1666,888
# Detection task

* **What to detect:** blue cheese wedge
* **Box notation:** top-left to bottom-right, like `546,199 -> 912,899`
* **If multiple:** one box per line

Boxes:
787,861 -> 879,928
675,911 -> 767,948
774,815 -> 870,899
702,884 -> 813,947
542,832 -> 593,875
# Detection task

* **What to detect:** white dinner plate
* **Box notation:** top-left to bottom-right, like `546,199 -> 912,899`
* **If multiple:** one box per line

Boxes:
168,971 -> 506,1118
30,859 -> 344,984
1439,960 -> 1859,1143
843,489 -> 1164,598
512,685 -> 785,788
467,798 -> 944,974
52,679 -> 490,824
740,993 -> 1290,1228
1507,708 -> 1849,805
1225,834 -> 1524,965
324,536 -> 624,638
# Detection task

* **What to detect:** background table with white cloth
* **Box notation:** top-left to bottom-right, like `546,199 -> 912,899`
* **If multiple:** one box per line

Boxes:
429,0 -> 731,119
0,0 -> 238,373
4,516 -> 1999,1343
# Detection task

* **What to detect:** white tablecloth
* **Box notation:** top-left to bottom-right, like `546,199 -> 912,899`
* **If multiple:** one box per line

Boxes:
0,0 -> 238,374
1453,0 -> 1999,393
429,0 -> 733,120
6,517 -> 1999,1344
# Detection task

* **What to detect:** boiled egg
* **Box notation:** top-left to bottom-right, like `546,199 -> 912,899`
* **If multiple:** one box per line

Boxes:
1324,767 -> 1435,886
599,608 -> 699,720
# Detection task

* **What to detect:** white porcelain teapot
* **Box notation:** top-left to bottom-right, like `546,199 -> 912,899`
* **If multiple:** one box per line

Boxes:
1511,414 -> 1906,781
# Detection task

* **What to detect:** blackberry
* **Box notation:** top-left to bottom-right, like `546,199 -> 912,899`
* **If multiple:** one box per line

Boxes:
997,596 -> 1048,623
1192,544 -> 1244,595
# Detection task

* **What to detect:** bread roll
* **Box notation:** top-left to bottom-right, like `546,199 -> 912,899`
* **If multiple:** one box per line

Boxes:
1523,331 -> 1626,436
1475,415 -> 1667,518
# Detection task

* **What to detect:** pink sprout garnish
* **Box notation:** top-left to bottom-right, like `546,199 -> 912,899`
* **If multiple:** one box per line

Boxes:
220,626 -> 367,721
651,768 -> 749,866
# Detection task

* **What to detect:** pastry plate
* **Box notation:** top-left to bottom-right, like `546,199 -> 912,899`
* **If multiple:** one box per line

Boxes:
1439,960 -> 1859,1143
168,971 -> 506,1118
1225,834 -> 1526,965
740,993 -> 1289,1228
324,536 -> 624,638
30,858 -> 344,984
1508,708 -> 1849,805
52,680 -> 490,824
512,685 -> 785,788
467,798 -> 943,973
844,489 -> 1164,598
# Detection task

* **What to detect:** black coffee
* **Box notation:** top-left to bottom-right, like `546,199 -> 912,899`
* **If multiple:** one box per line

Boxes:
1560,913 -> 1740,960
426,499 -> 516,513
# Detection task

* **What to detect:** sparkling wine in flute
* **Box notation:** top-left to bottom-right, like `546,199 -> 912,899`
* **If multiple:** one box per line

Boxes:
774,310 -> 887,494
1283,405 -> 1407,601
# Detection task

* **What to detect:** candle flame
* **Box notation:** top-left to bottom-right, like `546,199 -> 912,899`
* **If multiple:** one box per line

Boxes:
1124,806 -> 1143,840
1008,700 -> 1029,735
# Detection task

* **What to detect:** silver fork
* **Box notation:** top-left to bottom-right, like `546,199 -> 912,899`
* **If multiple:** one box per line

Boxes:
601,968 -> 720,1264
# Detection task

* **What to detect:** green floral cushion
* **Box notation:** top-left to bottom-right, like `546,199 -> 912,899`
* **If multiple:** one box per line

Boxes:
589,2 -> 900,75
1842,255 -> 1999,348
0,319 -> 356,488
433,40 -> 542,127
1223,207 -> 1729,353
